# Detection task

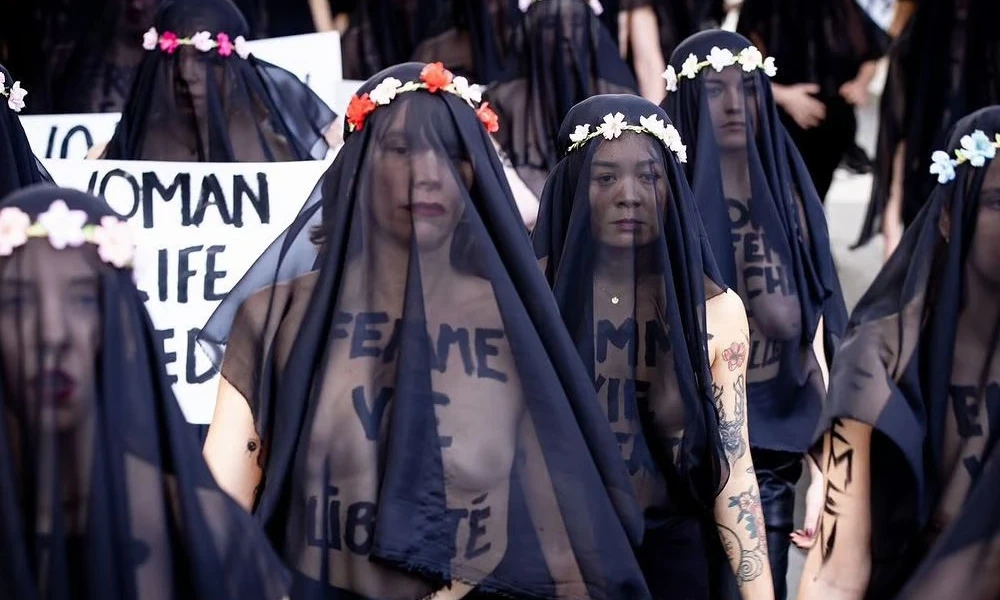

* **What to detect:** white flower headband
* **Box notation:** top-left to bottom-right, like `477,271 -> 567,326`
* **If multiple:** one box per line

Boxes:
567,112 -> 688,163
142,27 -> 250,58
519,0 -> 604,15
662,45 -> 777,93
0,72 -> 27,113
0,201 -> 136,269
929,130 -> 1000,184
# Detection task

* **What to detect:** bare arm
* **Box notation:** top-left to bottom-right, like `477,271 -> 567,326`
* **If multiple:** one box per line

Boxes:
308,0 -> 335,32
813,316 -> 829,389
624,7 -> 667,104
797,419 -> 872,600
203,376 -> 263,512
883,142 -> 906,261
889,0 -> 917,38
709,291 -> 775,600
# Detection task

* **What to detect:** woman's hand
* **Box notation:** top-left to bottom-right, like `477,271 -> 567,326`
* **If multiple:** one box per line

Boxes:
773,83 -> 827,130
791,457 -> 824,549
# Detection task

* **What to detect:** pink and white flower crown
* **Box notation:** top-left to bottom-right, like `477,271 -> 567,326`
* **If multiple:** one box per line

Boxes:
346,63 -> 499,135
142,27 -> 250,58
0,72 -> 27,113
0,201 -> 137,269
662,45 -> 777,93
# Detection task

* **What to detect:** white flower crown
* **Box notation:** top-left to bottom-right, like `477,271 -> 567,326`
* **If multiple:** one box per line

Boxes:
662,45 -> 777,93
0,201 -> 137,269
0,72 -> 27,113
567,112 -> 687,163
929,130 -> 1000,184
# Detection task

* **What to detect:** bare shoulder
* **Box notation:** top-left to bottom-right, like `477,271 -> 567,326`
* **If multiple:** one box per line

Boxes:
706,289 -> 749,334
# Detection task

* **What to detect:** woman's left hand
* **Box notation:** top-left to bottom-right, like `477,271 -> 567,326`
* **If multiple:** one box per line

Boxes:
791,458 -> 824,549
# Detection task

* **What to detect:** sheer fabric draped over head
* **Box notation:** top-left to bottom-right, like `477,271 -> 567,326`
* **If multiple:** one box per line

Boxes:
199,63 -> 650,600
341,0 -> 441,81
0,186 -> 290,600
819,107 -> 1000,597
664,29 -> 847,453
486,0 -> 639,197
103,0 -> 335,162
0,63 -> 50,197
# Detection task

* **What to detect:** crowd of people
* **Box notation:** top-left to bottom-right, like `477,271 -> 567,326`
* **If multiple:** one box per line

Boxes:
0,0 -> 998,599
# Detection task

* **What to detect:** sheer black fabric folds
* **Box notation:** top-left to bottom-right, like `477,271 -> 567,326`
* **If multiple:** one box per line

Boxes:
532,94 -> 732,598
0,64 -> 50,197
411,0 -> 520,84
664,30 -> 847,454
819,107 -> 1000,597
103,0 -> 335,161
341,0 -> 440,81
0,186 -> 291,599
486,0 -> 639,197
199,63 -> 650,600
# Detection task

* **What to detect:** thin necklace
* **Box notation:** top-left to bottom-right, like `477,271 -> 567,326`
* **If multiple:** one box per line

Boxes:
595,282 -> 621,305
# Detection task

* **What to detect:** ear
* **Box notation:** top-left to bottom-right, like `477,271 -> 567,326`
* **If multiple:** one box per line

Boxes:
938,203 -> 951,242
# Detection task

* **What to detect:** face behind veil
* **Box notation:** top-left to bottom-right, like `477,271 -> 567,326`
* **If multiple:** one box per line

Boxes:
0,64 -> 50,197
819,106 -> 1000,597
0,186 -> 290,600
486,0 -> 639,198
199,63 -> 650,600
664,29 -> 847,454
103,0 -> 335,162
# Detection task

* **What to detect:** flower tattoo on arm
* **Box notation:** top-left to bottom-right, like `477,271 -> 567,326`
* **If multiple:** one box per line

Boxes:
721,341 -> 747,371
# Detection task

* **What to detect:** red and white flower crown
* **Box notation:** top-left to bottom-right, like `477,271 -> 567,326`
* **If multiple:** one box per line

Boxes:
0,201 -> 137,269
142,27 -> 250,58
345,63 -> 499,134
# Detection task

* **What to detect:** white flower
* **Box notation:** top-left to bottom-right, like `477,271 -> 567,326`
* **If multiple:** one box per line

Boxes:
369,77 -> 402,106
598,112 -> 627,140
7,81 -> 27,112
960,130 -> 996,167
662,65 -> 678,92
588,0 -> 604,15
680,53 -> 701,79
707,47 -> 736,72
929,150 -> 956,184
519,0 -> 534,11
0,72 -> 5,88
569,124 -> 591,144
142,27 -> 159,51
673,142 -> 688,164
191,31 -> 215,52
763,57 -> 778,78
93,216 -> 136,268
738,46 -> 764,73
639,114 -> 667,140
37,200 -> 87,250
451,76 -> 482,104
234,35 -> 251,59
0,207 -> 30,256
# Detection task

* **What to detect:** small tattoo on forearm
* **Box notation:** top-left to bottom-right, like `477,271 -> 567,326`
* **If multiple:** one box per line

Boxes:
717,486 -> 768,587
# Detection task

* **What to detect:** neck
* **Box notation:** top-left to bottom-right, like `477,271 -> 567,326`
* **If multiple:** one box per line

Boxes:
594,246 -> 640,286
719,149 -> 752,199
957,266 -> 1000,350
364,234 -> 454,302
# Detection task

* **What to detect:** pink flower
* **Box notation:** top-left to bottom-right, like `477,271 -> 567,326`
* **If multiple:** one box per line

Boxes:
142,27 -> 159,51
216,32 -> 234,57
0,207 -> 30,256
234,35 -> 250,59
6,81 -> 26,112
159,31 -> 179,54
37,200 -> 87,250
93,216 -> 136,268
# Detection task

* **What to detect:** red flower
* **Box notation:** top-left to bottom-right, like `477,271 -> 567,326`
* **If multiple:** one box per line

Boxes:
346,93 -> 377,131
476,102 -> 500,134
216,32 -> 234,57
159,31 -> 179,54
420,62 -> 454,93
721,342 -> 746,372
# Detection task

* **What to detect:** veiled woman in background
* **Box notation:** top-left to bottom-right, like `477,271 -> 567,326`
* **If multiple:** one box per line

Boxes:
0,63 -> 50,196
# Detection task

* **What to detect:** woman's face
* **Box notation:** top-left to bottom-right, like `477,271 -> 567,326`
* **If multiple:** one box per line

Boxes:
703,66 -> 759,152
588,133 -> 668,249
969,160 -> 1000,289
0,243 -> 101,432
369,104 -> 472,252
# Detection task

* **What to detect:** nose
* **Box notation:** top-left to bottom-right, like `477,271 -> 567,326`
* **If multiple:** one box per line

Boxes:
723,86 -> 743,115
410,149 -> 444,192
615,176 -> 643,209
39,294 -> 70,363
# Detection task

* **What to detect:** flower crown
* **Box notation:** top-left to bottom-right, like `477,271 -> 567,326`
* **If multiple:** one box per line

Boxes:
0,72 -> 27,113
0,201 -> 136,269
519,0 -> 604,14
142,27 -> 250,58
662,45 -> 777,93
929,130 -> 1000,184
345,63 -> 499,134
567,112 -> 688,163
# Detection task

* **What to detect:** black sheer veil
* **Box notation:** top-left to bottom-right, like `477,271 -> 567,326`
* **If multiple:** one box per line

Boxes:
664,30 -> 847,454
0,63 -> 51,197
199,63 -> 650,599
0,185 -> 290,599
819,106 -> 1000,597
103,0 -> 335,162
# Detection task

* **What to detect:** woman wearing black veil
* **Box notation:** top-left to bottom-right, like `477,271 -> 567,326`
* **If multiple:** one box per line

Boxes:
798,107 -> 1000,599
662,30 -> 848,599
534,94 -> 775,600
96,0 -> 337,162
485,0 -> 638,199
411,0 -> 520,84
855,0 -> 1000,259
198,62 -> 650,599
0,185 -> 291,599
341,0 -> 439,81
0,0 -> 160,114
736,0 -> 888,201
0,63 -> 50,196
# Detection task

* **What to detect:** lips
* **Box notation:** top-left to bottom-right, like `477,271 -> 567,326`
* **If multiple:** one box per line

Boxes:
33,370 -> 76,406
613,218 -> 644,232
406,202 -> 447,218
721,121 -> 745,132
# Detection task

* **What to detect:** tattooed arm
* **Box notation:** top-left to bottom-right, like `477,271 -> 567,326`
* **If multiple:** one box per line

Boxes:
706,290 -> 774,600
797,419 -> 872,600
203,377 -> 264,512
